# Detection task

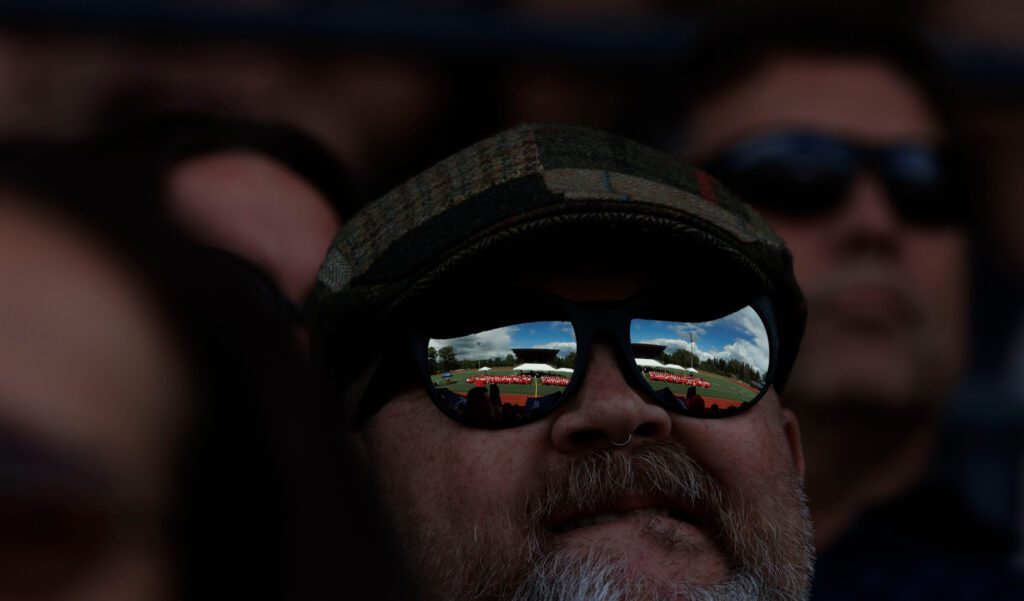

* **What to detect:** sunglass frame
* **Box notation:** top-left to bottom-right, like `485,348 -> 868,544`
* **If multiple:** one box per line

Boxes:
410,290 -> 781,430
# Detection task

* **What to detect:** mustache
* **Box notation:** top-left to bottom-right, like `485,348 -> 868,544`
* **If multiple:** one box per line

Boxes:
524,441 -> 728,548
433,441 -> 813,601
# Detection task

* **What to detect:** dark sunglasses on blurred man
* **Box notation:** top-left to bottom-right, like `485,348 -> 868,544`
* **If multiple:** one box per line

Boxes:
701,131 -> 965,227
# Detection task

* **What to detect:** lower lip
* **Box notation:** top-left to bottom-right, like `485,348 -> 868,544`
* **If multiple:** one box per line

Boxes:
554,511 -> 708,544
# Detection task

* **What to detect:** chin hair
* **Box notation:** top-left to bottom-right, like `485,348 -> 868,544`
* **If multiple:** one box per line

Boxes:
509,548 -> 806,601
392,443 -> 814,601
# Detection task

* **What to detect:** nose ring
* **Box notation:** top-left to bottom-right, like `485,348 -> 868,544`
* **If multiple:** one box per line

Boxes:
608,434 -> 633,447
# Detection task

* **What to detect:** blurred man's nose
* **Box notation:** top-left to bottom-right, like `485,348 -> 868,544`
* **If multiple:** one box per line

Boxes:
549,338 -> 672,453
832,171 -> 904,259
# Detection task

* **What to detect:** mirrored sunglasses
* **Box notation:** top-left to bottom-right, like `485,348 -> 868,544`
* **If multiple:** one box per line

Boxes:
406,290 -> 780,429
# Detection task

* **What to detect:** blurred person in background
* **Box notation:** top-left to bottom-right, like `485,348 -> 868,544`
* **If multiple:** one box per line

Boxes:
0,175 -> 185,601
0,142 -> 409,600
640,7 -> 1023,599
78,113 -> 357,310
0,19 -> 451,197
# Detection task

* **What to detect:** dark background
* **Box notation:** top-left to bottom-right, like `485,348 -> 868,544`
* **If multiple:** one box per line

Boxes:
2,0 -> 1020,569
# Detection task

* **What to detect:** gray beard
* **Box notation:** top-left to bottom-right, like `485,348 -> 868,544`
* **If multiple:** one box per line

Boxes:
508,550 -> 783,601
390,442 -> 814,601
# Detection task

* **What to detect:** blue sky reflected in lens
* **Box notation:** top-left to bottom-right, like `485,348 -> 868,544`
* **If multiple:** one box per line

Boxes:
632,306 -> 769,374
429,321 -> 575,361
428,307 -> 767,373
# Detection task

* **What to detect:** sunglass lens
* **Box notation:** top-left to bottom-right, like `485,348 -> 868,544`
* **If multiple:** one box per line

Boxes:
881,147 -> 959,226
630,306 -> 770,415
722,167 -> 850,217
707,133 -> 855,217
427,321 -> 576,427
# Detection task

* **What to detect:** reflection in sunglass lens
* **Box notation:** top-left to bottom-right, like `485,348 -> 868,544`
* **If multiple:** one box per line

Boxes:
427,321 -> 576,427
631,306 -> 770,415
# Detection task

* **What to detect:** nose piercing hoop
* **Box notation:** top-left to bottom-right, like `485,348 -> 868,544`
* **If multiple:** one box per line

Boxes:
608,434 -> 633,447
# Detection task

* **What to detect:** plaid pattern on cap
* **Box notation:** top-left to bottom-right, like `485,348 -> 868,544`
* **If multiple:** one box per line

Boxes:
310,124 -> 805,418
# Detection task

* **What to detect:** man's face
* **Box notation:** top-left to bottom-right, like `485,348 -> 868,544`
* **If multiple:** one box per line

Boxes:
684,56 -> 968,414
357,272 -> 813,601
0,201 -> 187,600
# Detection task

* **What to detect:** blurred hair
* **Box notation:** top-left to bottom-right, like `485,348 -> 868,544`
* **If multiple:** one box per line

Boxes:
622,5 -> 964,151
78,112 -> 363,220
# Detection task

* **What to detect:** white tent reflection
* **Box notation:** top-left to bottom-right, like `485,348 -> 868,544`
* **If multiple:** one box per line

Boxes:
512,363 -> 557,372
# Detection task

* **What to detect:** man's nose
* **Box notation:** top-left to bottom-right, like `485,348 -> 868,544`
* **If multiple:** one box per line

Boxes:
549,338 -> 672,453
832,171 -> 904,258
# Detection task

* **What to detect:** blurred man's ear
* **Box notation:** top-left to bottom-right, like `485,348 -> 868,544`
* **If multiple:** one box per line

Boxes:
782,408 -> 805,477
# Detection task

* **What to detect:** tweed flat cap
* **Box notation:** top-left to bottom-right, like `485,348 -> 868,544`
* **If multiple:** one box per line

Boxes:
310,123 -> 804,420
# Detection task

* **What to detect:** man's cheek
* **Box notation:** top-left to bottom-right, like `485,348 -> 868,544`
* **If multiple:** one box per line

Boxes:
444,433 -> 539,511
761,219 -> 833,287
365,408 -> 450,502
677,417 -> 796,489
908,235 -> 967,368
910,236 -> 966,305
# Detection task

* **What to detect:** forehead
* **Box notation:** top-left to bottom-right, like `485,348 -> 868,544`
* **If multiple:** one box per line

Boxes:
511,265 -> 656,303
424,238 -> 766,315
488,242 -> 681,302
685,54 -> 943,157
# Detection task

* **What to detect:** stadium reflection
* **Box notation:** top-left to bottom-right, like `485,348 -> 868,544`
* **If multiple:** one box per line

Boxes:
426,305 -> 771,425
633,305 -> 771,413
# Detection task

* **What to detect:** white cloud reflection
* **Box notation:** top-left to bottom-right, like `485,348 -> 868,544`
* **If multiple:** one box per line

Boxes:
430,326 -> 516,361
636,307 -> 769,373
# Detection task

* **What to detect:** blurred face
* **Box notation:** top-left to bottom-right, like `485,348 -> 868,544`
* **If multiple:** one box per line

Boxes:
684,56 -> 968,414
358,272 -> 813,601
0,201 -> 187,600
167,151 -> 342,305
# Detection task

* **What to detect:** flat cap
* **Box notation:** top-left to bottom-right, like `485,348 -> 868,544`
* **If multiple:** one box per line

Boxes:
310,124 -> 804,419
